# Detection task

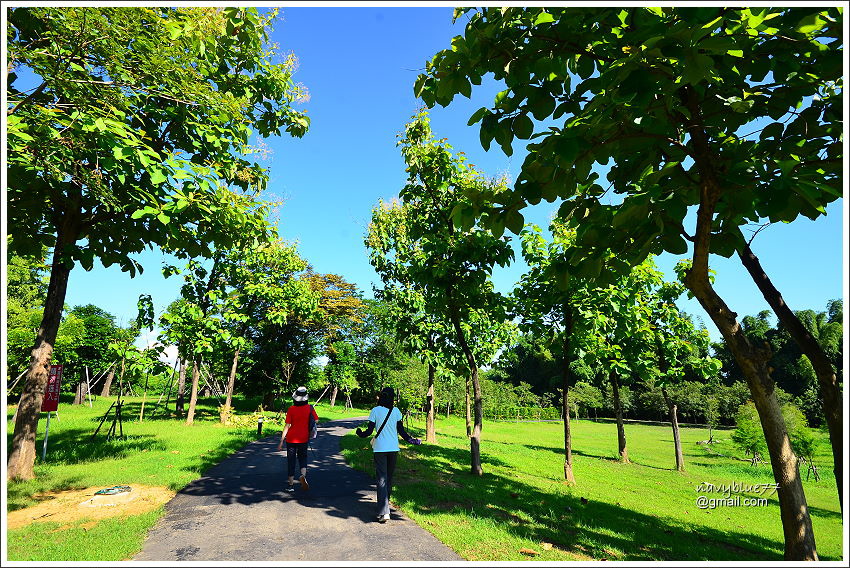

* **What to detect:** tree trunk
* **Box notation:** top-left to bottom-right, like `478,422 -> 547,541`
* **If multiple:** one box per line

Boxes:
222,348 -> 240,423
185,358 -> 201,425
426,359 -> 436,443
8,222 -> 76,481
662,388 -> 684,472
73,380 -> 83,405
682,86 -> 816,559
686,271 -> 817,558
447,297 -> 483,476
562,313 -> 575,484
610,370 -> 629,463
329,385 -> 338,407
464,376 -> 472,437
175,358 -> 187,414
262,390 -> 275,411
139,374 -> 149,421
117,353 -> 127,396
100,362 -> 116,397
739,239 -> 843,511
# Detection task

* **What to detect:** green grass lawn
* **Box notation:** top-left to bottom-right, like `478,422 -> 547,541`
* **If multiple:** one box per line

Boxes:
341,415 -> 843,562
7,396 -> 843,562
5,394 -> 364,561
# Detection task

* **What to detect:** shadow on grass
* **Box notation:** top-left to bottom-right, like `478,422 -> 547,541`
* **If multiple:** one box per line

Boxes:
6,475 -> 88,512
25,427 -> 167,467
392,441 -> 788,561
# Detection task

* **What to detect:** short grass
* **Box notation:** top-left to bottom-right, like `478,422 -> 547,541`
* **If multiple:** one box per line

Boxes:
5,393 -> 363,561
340,415 -> 843,562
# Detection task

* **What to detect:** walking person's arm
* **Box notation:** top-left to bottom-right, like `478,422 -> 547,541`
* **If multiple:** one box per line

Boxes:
277,424 -> 291,450
356,422 -> 375,437
397,421 -> 422,445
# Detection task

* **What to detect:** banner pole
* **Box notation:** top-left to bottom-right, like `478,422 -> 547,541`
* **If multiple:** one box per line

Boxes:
41,412 -> 52,461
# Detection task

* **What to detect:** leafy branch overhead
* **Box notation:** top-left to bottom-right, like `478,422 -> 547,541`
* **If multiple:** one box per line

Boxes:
7,6 -> 311,269
415,7 -> 842,278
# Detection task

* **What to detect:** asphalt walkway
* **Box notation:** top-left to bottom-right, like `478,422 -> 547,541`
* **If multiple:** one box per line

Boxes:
134,417 -> 462,562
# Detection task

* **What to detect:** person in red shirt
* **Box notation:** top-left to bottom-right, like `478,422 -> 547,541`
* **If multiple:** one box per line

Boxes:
277,386 -> 319,492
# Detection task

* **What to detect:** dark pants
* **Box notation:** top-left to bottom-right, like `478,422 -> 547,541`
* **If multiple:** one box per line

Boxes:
286,442 -> 308,478
374,451 -> 398,516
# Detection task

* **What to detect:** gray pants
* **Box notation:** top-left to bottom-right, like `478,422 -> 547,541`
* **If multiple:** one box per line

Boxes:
373,451 -> 398,516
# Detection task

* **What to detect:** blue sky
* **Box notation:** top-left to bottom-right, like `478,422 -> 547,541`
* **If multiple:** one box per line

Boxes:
54,6 -> 846,345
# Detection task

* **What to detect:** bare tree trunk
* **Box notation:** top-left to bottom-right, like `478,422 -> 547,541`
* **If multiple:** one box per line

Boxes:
185,358 -> 201,425
175,358 -> 187,414
562,316 -> 576,484
739,240 -> 842,511
8,220 -> 76,481
426,360 -> 436,443
73,380 -> 83,405
222,348 -> 240,423
464,376 -> 472,437
447,295 -> 483,476
100,362 -> 116,397
662,388 -> 684,472
139,374 -> 149,422
686,270 -> 817,558
117,354 -> 127,395
329,385 -> 338,407
610,370 -> 629,463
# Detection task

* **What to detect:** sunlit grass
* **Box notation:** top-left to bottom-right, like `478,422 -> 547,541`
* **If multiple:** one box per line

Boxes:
5,394 -> 371,561
340,414 -> 843,561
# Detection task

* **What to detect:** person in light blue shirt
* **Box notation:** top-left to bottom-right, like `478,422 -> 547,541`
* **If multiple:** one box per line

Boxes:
356,386 -> 421,523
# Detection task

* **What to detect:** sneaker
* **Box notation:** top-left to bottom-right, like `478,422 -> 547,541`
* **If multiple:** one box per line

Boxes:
284,485 -> 295,493
378,513 -> 390,523
299,475 -> 310,491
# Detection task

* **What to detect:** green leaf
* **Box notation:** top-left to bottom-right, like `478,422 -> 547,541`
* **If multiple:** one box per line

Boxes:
796,13 -> 825,34
505,210 -> 524,234
576,54 -> 595,80
534,11 -> 555,26
149,167 -> 167,185
759,122 -> 784,141
467,107 -> 488,126
513,114 -> 534,140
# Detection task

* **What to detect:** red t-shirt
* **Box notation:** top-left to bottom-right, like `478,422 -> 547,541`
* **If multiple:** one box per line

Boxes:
284,404 -> 318,443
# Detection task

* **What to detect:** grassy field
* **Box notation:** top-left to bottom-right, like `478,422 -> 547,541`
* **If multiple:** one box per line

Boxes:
341,414 -> 844,562
6,396 -> 843,561
4,394 -> 365,561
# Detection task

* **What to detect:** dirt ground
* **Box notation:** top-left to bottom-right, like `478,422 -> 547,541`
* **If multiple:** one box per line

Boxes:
7,485 -> 175,531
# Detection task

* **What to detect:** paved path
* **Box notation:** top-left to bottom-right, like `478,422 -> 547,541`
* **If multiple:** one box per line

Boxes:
135,417 -> 462,562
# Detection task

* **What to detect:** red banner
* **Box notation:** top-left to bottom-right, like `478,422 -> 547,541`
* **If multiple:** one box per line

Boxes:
41,365 -> 63,412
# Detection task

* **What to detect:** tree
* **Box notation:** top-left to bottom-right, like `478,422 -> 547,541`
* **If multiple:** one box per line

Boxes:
415,7 -> 840,557
366,112 -> 514,475
732,402 -> 769,465
67,304 -> 120,390
325,340 -> 359,408
215,239 -> 318,420
512,221 -> 597,483
639,271 -> 721,471
571,381 -> 603,420
737,241 -> 843,510
7,6 -> 310,480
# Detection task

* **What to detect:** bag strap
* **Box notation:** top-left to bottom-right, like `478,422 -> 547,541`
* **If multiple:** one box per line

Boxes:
374,407 -> 392,440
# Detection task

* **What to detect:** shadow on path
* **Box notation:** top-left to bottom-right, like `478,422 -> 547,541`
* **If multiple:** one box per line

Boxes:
135,418 -> 461,562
